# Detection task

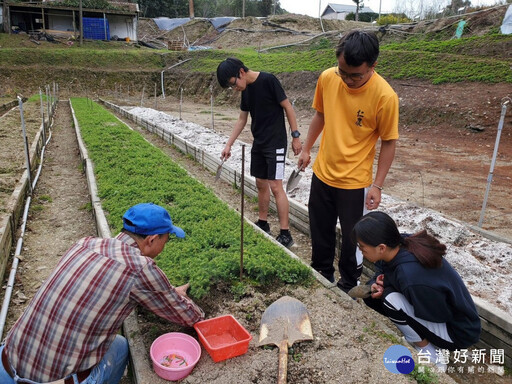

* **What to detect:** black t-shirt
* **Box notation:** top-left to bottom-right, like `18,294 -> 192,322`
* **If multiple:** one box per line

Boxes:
240,72 -> 287,150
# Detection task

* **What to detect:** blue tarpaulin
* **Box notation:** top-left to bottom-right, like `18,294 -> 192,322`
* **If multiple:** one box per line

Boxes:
152,17 -> 236,33
153,17 -> 190,31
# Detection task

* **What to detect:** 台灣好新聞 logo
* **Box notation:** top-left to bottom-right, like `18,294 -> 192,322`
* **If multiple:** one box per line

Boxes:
383,345 -> 415,374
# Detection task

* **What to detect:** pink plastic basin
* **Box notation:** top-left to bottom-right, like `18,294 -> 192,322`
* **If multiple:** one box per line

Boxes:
150,332 -> 201,381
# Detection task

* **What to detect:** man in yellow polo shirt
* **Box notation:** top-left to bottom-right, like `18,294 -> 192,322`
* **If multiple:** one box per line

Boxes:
297,30 -> 399,292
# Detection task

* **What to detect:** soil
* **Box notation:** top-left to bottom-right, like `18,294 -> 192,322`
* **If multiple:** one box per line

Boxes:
137,14 -> 370,50
0,85 -> 510,383
120,94 -> 511,384
1,8 -> 511,384
125,82 -> 512,312
128,77 -> 512,241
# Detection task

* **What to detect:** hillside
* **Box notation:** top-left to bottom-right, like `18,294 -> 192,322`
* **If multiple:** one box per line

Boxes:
0,5 -> 510,100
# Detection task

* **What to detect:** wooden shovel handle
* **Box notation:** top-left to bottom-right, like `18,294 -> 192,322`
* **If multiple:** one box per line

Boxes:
277,339 -> 288,384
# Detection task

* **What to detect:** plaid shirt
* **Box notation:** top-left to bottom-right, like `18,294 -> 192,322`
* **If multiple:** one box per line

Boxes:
5,232 -> 204,382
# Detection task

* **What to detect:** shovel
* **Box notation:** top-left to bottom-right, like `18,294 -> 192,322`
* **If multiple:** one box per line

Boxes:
285,166 -> 302,193
347,284 -> 375,299
258,296 -> 313,384
214,159 -> 225,182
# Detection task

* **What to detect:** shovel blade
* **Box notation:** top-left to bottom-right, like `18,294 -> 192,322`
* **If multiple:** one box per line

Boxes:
286,168 -> 302,193
347,284 -> 373,299
214,160 -> 225,182
258,296 -> 313,348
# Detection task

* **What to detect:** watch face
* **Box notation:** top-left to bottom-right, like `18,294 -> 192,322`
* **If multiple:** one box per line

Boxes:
291,131 -> 300,138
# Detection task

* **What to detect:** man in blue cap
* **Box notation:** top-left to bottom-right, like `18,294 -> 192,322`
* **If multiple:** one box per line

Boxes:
1,203 -> 204,384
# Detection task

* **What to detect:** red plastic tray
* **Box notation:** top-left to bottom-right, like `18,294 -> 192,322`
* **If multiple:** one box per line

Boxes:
193,315 -> 252,362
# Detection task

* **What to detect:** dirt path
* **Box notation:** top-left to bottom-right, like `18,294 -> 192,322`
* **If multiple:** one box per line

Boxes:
1,100 -> 132,383
3,101 -> 95,328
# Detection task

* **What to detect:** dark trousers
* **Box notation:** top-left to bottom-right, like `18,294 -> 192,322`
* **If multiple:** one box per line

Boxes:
308,174 -> 365,289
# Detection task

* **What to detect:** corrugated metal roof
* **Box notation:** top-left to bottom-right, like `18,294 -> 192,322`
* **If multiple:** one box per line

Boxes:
326,3 -> 375,14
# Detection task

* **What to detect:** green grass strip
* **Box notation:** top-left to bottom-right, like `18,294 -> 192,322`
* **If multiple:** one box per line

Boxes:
176,47 -> 511,83
70,98 -> 313,298
380,33 -> 511,55
1,30 -> 510,84
377,50 -> 512,84
0,48 -> 163,69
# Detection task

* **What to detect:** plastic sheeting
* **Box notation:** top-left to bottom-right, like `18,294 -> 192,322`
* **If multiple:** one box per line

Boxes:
501,5 -> 512,35
209,17 -> 237,32
454,20 -> 466,38
153,17 -> 190,31
152,17 -> 237,33
188,46 -> 211,51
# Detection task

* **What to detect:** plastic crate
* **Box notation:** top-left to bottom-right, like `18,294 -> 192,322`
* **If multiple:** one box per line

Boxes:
193,315 -> 252,362
82,17 -> 110,40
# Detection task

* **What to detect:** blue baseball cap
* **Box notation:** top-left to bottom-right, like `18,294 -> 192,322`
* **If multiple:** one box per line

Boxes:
122,203 -> 185,238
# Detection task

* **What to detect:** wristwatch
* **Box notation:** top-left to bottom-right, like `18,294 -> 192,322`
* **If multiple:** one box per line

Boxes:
291,130 -> 301,138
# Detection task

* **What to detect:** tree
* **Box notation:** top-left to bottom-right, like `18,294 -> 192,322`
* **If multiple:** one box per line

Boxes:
450,0 -> 471,13
137,0 -> 284,18
258,0 -> 271,16
138,0 -> 167,17
194,0 -> 217,18
346,11 -> 379,22
352,0 -> 363,21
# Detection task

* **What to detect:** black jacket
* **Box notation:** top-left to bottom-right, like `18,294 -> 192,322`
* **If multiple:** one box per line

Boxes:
368,247 -> 481,348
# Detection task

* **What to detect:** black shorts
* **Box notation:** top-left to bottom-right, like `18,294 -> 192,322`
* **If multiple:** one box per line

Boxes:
250,147 -> 286,180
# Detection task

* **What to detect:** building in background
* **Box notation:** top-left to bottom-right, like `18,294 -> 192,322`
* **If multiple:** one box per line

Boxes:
321,3 -> 375,20
0,1 -> 4,31
3,0 -> 139,41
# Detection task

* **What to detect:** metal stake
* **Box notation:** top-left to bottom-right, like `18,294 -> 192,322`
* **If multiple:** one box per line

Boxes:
210,85 -> 214,130
161,71 -> 165,99
39,88 -> 46,144
140,85 -> 145,107
179,87 -> 183,120
154,83 -> 157,109
478,97 -> 511,227
46,85 -> 51,127
240,144 -> 245,281
18,97 -> 32,194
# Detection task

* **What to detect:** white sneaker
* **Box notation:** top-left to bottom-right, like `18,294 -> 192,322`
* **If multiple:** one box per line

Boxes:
434,360 -> 447,372
412,342 -> 448,372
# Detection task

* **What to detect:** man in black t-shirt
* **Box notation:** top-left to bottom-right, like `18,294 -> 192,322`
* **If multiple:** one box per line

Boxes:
216,58 -> 301,248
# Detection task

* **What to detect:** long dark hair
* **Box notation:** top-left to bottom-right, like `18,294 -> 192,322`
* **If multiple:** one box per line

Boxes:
352,211 -> 446,268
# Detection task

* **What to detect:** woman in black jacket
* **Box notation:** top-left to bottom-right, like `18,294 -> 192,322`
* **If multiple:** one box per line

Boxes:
352,211 -> 481,369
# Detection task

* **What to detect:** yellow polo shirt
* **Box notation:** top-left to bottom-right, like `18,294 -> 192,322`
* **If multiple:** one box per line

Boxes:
312,68 -> 399,189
